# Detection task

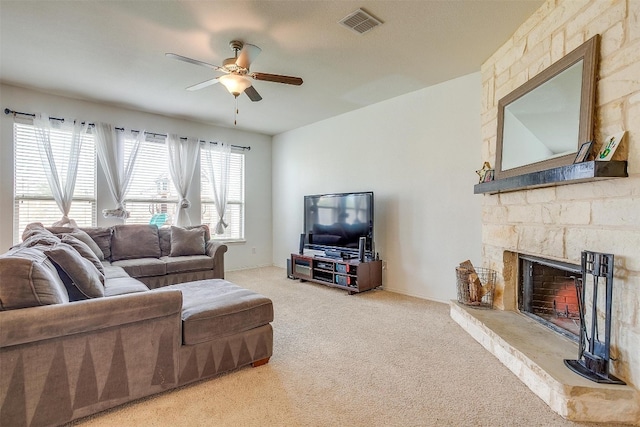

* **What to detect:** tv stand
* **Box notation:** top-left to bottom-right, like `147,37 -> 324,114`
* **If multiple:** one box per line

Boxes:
290,253 -> 382,294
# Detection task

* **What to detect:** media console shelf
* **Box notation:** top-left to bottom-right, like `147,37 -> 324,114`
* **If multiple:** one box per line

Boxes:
291,253 -> 382,294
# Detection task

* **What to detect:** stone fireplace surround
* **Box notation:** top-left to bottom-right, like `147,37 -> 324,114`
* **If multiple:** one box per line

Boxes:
454,0 -> 640,424
451,249 -> 640,424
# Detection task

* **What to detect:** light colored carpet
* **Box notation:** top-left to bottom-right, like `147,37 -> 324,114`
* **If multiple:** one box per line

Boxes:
72,267 -> 611,427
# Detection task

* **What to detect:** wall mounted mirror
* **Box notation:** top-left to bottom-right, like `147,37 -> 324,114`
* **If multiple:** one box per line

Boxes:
495,35 -> 600,179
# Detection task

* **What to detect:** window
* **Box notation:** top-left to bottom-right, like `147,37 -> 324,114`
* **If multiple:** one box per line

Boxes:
201,148 -> 245,240
124,136 -> 177,226
14,122 -> 96,242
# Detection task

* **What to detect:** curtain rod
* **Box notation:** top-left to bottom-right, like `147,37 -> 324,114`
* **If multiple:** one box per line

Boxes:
3,108 -> 251,151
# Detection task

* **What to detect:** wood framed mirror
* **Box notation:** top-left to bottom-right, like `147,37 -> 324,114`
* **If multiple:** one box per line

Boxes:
495,35 -> 599,179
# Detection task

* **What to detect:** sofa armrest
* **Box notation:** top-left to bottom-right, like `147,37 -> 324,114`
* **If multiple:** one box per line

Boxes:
0,290 -> 182,348
206,241 -> 228,279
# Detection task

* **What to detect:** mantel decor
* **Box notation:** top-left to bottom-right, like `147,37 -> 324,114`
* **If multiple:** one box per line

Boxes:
474,160 -> 627,194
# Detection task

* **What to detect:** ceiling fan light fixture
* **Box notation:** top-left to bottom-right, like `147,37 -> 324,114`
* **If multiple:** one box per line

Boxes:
219,74 -> 252,97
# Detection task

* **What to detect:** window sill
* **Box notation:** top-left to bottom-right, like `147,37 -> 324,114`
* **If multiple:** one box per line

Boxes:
212,239 -> 246,245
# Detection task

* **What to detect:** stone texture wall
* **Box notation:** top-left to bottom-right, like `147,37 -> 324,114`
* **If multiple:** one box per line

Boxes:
480,0 -> 639,388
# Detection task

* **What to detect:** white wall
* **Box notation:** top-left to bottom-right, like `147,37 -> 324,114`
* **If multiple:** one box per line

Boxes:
0,84 -> 273,270
272,73 -> 483,302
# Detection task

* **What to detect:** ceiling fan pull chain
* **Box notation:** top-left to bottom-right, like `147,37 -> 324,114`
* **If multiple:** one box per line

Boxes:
234,96 -> 238,126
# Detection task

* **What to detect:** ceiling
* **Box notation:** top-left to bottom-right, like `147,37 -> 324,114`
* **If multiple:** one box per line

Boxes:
0,1 -> 543,136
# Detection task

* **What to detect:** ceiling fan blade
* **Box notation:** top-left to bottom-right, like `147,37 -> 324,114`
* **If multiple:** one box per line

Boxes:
166,53 -> 224,71
186,78 -> 220,91
244,85 -> 262,102
236,43 -> 262,70
251,72 -> 303,86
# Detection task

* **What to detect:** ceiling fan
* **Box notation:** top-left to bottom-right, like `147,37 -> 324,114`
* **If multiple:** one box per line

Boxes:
166,40 -> 303,102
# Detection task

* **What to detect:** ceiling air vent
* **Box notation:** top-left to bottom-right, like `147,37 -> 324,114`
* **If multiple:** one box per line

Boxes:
339,9 -> 382,35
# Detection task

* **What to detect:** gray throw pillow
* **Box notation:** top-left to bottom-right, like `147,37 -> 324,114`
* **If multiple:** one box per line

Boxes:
47,227 -> 107,261
110,224 -> 161,261
60,234 -> 105,274
79,227 -> 112,260
22,222 -> 54,241
21,231 -> 61,248
170,226 -> 206,257
67,230 -> 105,261
44,243 -> 105,300
0,246 -> 70,310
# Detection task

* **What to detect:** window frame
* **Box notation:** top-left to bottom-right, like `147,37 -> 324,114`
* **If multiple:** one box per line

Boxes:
200,146 -> 245,242
13,120 -> 97,243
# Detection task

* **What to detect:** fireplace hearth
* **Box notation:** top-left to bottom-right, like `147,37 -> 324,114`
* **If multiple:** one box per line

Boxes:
518,255 -> 582,339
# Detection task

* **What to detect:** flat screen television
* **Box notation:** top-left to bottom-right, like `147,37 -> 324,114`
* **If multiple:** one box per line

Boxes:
304,191 -> 374,256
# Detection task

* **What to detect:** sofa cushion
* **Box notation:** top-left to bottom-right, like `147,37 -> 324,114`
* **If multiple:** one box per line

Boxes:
158,227 -> 172,257
22,222 -> 56,241
159,225 -> 210,257
79,227 -> 112,260
111,258 -> 167,278
156,279 -> 274,345
68,230 -> 106,260
161,255 -> 213,274
102,263 -> 130,279
103,277 -> 150,297
21,231 -> 61,248
0,246 -> 70,310
46,226 -> 107,261
44,243 -> 105,301
111,224 -> 161,261
170,226 -> 206,257
60,234 -> 105,274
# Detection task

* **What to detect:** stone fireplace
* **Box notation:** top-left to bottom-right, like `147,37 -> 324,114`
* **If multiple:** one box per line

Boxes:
450,0 -> 640,424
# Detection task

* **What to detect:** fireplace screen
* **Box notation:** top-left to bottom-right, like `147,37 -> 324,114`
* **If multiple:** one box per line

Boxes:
518,255 -> 582,338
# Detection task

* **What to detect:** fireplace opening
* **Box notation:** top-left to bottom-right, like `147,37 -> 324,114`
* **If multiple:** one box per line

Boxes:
518,255 -> 582,340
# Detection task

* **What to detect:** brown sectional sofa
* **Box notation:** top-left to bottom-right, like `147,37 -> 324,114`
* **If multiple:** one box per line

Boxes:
0,223 -> 274,427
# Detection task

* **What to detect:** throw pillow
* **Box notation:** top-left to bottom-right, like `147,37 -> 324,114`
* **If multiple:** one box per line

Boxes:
22,222 -> 54,241
110,224 -> 161,261
186,224 -> 211,243
21,231 -> 61,248
47,227 -> 107,261
67,230 -> 105,261
60,234 -> 105,274
170,226 -> 206,257
0,246 -> 70,310
44,243 -> 105,300
79,227 -> 112,260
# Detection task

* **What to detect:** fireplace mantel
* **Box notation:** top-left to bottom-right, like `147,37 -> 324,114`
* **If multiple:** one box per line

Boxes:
474,160 -> 628,195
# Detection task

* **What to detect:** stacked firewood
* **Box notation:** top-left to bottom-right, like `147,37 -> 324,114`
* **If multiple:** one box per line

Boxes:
457,260 -> 489,305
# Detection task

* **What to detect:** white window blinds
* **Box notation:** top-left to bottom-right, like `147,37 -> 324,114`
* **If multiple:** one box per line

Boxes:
201,149 -> 245,240
13,122 -> 96,240
124,136 -> 177,225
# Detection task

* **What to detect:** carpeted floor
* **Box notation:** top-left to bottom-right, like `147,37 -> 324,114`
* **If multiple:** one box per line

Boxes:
71,267 -> 613,426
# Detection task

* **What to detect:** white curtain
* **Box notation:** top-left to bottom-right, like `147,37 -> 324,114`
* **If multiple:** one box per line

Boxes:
94,123 -> 144,219
33,114 -> 89,227
203,142 -> 231,235
166,134 -> 200,226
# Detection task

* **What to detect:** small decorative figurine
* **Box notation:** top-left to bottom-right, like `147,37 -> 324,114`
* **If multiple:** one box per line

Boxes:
476,161 -> 492,183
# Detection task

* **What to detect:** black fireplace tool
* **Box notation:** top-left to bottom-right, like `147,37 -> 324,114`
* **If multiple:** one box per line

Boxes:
564,251 -> 625,384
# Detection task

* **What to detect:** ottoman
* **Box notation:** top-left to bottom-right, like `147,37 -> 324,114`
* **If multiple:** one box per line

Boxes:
155,279 -> 274,385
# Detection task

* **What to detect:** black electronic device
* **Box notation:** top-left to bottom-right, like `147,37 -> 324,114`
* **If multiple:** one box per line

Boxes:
358,236 -> 366,261
303,191 -> 374,259
324,249 -> 343,259
299,233 -> 305,255
286,259 -> 294,279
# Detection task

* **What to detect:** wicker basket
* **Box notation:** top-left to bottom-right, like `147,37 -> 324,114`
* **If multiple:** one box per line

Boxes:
456,266 -> 496,309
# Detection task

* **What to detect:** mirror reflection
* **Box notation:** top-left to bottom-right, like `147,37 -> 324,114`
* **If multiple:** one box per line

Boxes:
501,61 -> 583,171
495,35 -> 599,180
